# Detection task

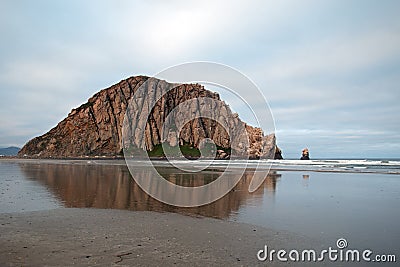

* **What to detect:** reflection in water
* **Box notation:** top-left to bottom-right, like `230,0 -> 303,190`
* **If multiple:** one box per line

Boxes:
154,166 -> 222,186
18,163 -> 280,219
302,174 -> 310,187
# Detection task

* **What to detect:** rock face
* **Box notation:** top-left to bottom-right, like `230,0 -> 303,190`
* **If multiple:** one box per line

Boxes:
18,76 -> 279,159
274,147 -> 283,160
300,148 -> 310,160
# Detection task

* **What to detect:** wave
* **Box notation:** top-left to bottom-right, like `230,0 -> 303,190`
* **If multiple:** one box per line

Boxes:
42,158 -> 399,175
161,159 -> 400,174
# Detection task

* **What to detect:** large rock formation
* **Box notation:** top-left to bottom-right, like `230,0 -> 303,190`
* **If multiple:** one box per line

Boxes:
18,76 -> 279,159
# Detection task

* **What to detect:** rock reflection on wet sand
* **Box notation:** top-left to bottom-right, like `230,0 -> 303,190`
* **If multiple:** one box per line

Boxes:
18,163 -> 280,219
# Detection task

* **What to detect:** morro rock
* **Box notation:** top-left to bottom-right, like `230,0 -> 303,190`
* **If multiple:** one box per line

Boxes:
18,76 -> 279,159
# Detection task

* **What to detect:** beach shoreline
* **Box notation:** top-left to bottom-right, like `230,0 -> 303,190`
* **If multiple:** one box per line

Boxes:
2,157 -> 399,175
0,208 -> 326,266
0,159 -> 398,266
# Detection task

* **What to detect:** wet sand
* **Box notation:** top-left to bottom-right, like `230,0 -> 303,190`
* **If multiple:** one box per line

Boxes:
1,159 -> 398,266
0,208 -> 322,266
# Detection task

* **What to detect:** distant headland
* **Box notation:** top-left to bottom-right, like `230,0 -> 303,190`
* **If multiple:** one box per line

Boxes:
0,147 -> 20,157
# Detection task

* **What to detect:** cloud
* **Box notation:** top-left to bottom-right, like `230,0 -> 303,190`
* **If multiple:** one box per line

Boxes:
0,1 -> 399,157
255,30 -> 400,82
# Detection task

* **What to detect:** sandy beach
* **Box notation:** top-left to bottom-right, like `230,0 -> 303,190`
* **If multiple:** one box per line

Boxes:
0,208 -> 325,267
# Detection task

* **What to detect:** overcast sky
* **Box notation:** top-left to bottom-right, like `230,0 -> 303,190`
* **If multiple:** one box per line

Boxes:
1,0 -> 399,158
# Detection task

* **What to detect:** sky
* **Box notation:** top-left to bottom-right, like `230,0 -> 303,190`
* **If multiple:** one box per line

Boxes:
0,0 -> 399,158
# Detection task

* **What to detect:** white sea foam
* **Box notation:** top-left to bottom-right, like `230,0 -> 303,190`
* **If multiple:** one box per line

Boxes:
26,158 -> 398,174
161,159 -> 400,174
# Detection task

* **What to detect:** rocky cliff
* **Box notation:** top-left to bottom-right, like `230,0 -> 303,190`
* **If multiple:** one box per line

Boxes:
18,76 -> 279,159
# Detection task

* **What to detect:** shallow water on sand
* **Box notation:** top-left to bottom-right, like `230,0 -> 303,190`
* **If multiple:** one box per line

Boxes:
0,160 -> 399,257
